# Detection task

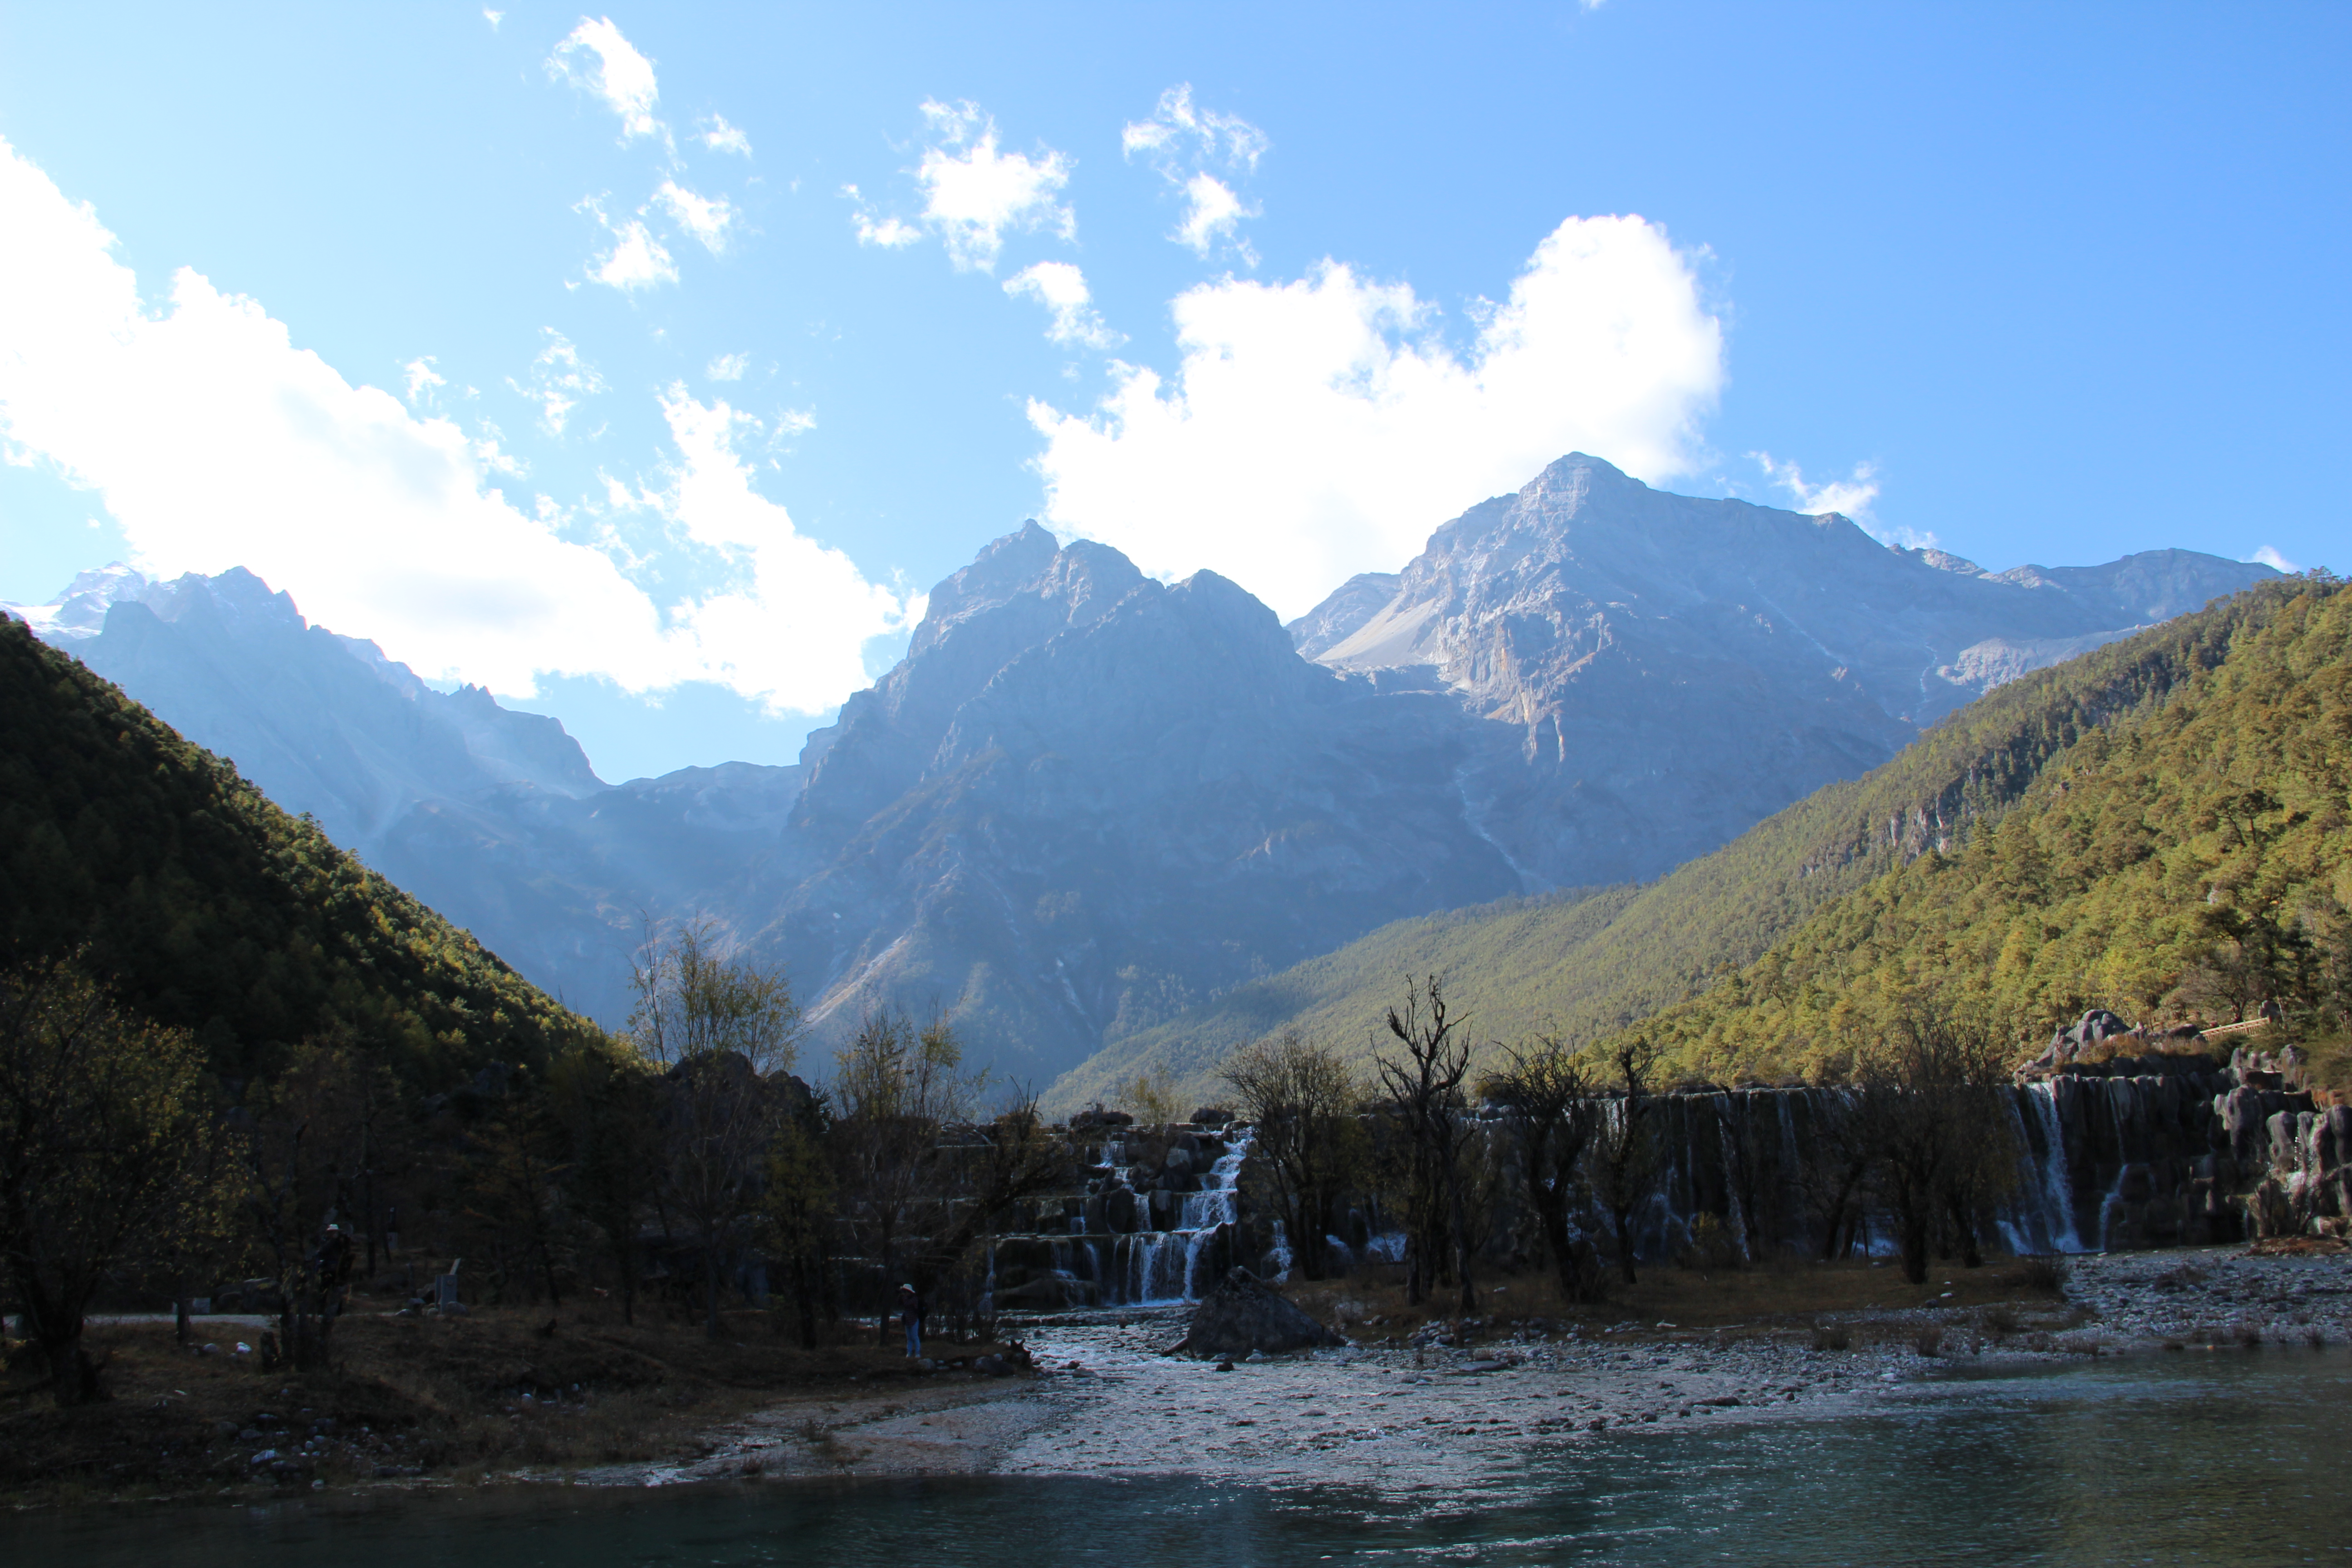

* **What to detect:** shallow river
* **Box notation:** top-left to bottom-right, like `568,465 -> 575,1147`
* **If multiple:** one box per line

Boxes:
12,1347 -> 2349,1566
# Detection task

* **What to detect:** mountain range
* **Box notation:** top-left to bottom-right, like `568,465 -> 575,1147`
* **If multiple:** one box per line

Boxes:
1058,575 -> 2348,1109
4,453 -> 2275,1091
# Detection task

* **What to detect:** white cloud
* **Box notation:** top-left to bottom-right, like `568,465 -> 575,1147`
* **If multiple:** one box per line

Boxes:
1174,173 -> 1254,260
402,356 -> 446,405
706,351 -> 750,382
652,386 -> 919,710
1125,85 -> 1267,261
856,215 -> 920,248
483,9 -> 504,30
578,196 -> 678,291
0,133 -> 914,713
1027,214 -> 1725,619
1750,450 -> 1903,531
1122,84 -> 1267,172
548,17 -> 665,145
698,114 -> 751,157
852,101 -> 1073,272
843,184 -> 921,249
655,179 -> 737,254
2248,545 -> 2300,573
511,329 -> 604,435
1003,262 -> 1121,350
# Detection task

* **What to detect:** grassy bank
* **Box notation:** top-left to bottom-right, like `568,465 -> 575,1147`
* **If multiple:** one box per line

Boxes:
0,1305 -> 1027,1507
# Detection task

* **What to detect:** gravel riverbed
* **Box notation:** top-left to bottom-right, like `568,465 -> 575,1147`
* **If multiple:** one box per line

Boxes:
576,1245 -> 2352,1494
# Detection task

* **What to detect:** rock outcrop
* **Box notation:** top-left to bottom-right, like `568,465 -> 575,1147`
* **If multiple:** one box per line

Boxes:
1174,1269 -> 1345,1357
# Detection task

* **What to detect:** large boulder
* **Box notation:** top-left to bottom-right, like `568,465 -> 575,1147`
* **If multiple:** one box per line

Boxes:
2045,1009 -> 2136,1063
1174,1268 -> 1345,1357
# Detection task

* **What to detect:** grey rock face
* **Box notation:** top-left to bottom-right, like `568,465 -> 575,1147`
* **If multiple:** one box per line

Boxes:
3,456 -> 2276,1084
1286,453 -> 2273,889
1175,1267 -> 1344,1357
1286,571 -> 1401,659
744,535 -> 1519,1076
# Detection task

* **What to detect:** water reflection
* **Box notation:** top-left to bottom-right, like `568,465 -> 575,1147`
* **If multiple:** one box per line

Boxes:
10,1348 -> 2349,1566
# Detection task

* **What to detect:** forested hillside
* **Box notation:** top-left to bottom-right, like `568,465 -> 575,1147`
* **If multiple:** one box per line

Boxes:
1625,577 -> 2351,1080
0,616 -> 604,1086
1051,578 -> 2347,1109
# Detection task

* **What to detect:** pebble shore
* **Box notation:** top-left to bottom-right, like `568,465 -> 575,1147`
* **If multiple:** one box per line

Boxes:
578,1245 -> 2352,1492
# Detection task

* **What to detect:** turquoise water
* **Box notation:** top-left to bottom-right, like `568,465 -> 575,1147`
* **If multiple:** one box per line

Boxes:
10,1348 -> 2349,1566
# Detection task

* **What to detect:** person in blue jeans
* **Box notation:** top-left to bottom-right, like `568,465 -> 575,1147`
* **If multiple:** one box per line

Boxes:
898,1283 -> 923,1358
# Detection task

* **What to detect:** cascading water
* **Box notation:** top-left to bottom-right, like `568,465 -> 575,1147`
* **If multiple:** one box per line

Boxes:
1120,1128 -> 1253,1303
1998,1083 -> 2087,1254
985,1124 -> 1258,1311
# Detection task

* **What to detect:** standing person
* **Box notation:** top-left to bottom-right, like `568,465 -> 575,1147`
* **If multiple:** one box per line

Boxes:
897,1282 -> 922,1358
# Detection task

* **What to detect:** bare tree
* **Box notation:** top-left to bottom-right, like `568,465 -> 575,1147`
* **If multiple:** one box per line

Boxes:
829,1007 -> 980,1331
1854,1000 -> 2017,1284
1587,1038 -> 1662,1287
1797,1087 -> 1874,1262
1482,1033 -> 1605,1302
1222,1029 -> 1367,1282
1374,976 -> 1480,1313
758,1084 -> 835,1349
922,1083 -> 1075,1330
630,916 -> 801,1337
1117,1063 -> 1183,1127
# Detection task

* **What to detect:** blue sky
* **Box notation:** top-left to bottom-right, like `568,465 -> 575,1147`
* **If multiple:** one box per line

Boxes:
1,3 -> 2344,781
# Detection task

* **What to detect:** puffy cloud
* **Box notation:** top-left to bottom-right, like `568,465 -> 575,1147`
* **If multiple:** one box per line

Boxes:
1003,262 -> 1121,350
706,351 -> 749,382
579,196 -> 678,290
511,329 -> 604,435
852,102 -> 1073,272
698,114 -> 751,157
2248,545 -> 2300,573
548,16 -> 665,145
1027,214 -> 1724,618
483,9 -> 504,30
1174,173 -> 1252,260
843,184 -> 921,249
651,386 -> 918,710
655,179 -> 737,254
0,134 -> 914,713
1125,85 -> 1266,261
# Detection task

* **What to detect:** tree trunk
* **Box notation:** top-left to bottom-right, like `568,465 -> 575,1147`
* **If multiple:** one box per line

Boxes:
1900,1210 -> 1931,1285
1612,1203 -> 1640,1286
794,1263 -> 819,1350
1818,1164 -> 1865,1262
1948,1193 -> 1983,1269
1445,1159 -> 1477,1315
703,1233 -> 724,1338
45,1339 -> 102,1406
1539,1195 -> 1574,1299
